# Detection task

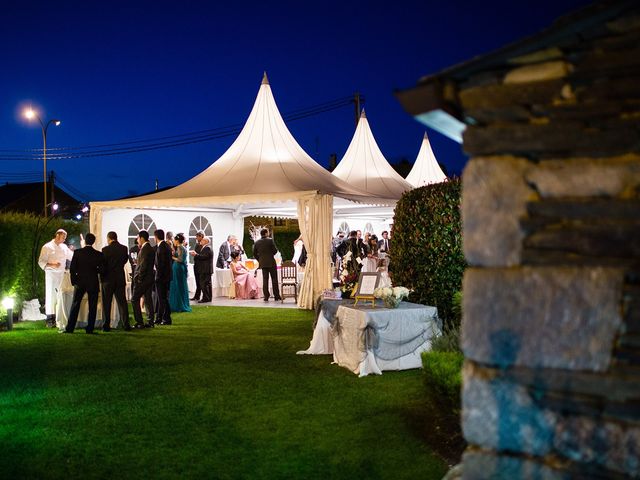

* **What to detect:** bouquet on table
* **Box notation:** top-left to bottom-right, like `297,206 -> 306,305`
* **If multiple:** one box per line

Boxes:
373,286 -> 410,309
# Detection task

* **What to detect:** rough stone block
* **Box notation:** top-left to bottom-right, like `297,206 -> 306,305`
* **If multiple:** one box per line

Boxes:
461,450 -> 571,480
462,267 -> 624,370
462,157 -> 536,267
504,61 -> 573,84
463,362 -> 640,477
459,79 -> 564,109
525,154 -> 640,198
462,362 -> 556,456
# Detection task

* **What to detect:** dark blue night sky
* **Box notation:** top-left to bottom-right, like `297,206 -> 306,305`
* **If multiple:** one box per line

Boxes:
1,0 -> 592,201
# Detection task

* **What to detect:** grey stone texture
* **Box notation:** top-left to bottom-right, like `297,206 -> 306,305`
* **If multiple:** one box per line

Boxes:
525,154 -> 640,199
461,450 -> 572,480
463,361 -> 640,478
462,266 -> 625,370
462,156 -> 537,267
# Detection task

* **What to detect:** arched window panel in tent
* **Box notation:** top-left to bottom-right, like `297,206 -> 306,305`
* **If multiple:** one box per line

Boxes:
364,222 -> 374,235
339,221 -> 350,235
188,216 -> 213,264
128,214 -> 157,249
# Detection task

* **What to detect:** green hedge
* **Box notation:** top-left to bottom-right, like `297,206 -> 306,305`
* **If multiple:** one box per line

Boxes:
0,212 -> 84,311
242,230 -> 299,261
390,178 -> 465,327
422,351 -> 464,408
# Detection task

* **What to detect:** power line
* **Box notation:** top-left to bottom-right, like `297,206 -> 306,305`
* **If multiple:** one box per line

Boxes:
0,95 -> 355,160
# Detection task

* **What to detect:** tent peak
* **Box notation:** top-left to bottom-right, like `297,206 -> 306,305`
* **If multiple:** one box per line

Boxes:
423,131 -> 429,140
360,108 -> 366,118
262,71 -> 269,85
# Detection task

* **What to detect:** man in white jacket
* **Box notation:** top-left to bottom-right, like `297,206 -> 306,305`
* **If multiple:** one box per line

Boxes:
38,229 -> 72,327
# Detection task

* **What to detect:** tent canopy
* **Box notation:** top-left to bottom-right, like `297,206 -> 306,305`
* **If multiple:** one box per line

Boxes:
332,110 -> 413,199
405,132 -> 447,187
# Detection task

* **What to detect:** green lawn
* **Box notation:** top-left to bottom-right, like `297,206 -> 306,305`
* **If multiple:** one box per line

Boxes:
0,306 -> 448,479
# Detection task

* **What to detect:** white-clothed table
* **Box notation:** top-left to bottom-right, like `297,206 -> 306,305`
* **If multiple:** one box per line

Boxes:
298,301 -> 439,377
55,271 -> 127,330
38,239 -> 73,315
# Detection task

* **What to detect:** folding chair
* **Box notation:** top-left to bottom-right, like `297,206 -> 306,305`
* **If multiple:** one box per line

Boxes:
280,260 -> 298,303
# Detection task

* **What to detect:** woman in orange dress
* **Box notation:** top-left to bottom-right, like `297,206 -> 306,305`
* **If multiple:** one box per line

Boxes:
230,251 -> 259,299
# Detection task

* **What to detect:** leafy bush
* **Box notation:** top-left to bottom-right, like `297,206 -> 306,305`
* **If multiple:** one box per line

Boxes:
431,324 -> 462,354
242,230 -> 299,261
0,212 -> 84,311
390,179 -> 465,327
423,351 -> 464,407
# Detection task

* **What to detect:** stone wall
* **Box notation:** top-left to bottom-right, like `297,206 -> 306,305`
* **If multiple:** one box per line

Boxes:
459,7 -> 640,479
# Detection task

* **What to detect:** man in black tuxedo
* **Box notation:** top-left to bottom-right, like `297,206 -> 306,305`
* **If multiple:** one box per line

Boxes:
154,229 -> 173,325
252,228 -> 281,302
379,230 -> 391,254
191,231 -> 204,301
64,233 -> 104,334
101,231 -> 131,332
191,237 -> 213,302
131,230 -> 155,328
216,235 -> 232,269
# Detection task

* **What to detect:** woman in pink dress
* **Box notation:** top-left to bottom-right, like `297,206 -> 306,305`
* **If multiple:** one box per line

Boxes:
230,251 -> 259,299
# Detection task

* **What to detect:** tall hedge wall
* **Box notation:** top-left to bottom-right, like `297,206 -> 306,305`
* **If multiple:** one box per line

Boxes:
390,178 -> 465,325
0,212 -> 84,311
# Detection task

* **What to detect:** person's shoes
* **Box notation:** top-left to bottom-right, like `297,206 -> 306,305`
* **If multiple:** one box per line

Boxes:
263,298 -> 269,302
102,327 -> 111,332
134,323 -> 145,329
59,330 -> 72,334
160,321 -> 172,325
190,297 -> 199,301
198,300 -> 209,303
85,330 -> 95,334
144,322 -> 154,328
123,325 -> 133,331
274,297 -> 282,302
154,319 -> 163,325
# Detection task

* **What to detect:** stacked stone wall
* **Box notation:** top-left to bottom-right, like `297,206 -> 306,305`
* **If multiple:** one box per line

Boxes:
459,9 -> 640,479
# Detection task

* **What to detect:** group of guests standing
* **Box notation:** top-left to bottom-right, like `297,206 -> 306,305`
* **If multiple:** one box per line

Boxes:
42,228 -> 208,334
333,229 -> 392,279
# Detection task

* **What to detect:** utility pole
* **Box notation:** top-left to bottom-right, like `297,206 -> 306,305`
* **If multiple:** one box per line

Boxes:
50,171 -> 55,206
353,92 -> 361,126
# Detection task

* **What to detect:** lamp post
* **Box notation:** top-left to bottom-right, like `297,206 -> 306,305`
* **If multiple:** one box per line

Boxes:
24,108 -> 61,218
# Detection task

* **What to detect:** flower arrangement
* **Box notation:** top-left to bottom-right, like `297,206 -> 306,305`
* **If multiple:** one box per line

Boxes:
339,251 -> 358,295
374,286 -> 411,308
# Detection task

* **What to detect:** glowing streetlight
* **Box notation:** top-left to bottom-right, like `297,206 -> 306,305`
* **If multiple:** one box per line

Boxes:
2,297 -> 14,331
23,107 -> 61,217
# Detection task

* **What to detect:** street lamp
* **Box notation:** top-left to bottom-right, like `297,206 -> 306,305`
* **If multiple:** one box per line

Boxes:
24,108 -> 61,218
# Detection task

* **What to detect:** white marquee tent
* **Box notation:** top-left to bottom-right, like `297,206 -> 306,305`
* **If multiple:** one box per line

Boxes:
405,132 -> 447,187
332,110 -> 413,199
90,74 -> 396,309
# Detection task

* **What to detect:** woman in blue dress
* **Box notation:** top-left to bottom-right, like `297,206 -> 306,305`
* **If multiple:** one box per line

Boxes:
169,233 -> 192,312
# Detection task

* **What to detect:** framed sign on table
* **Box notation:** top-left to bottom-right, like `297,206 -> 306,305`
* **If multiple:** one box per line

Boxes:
354,272 -> 380,307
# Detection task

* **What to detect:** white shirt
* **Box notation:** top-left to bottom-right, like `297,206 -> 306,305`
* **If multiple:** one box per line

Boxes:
38,239 -> 72,272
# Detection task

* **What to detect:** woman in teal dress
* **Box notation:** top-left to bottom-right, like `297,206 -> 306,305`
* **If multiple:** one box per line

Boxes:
169,233 -> 192,312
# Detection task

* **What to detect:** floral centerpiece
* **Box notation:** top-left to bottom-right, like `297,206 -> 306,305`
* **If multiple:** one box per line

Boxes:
374,286 -> 410,308
339,251 -> 358,298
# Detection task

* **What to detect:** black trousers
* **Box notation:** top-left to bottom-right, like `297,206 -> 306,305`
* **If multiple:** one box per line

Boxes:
198,271 -> 212,302
65,286 -> 98,333
193,266 -> 201,300
154,279 -> 171,323
261,267 -> 280,300
132,280 -> 154,325
102,280 -> 129,329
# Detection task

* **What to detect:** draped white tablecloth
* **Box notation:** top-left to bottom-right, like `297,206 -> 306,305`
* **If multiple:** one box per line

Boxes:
298,301 -> 439,377
55,272 -> 128,330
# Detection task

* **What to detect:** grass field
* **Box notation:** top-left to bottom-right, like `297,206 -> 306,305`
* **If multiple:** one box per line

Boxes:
0,306 -> 447,479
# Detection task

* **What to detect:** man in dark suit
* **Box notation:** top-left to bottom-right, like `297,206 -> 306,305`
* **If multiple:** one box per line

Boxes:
64,233 -> 104,334
131,230 -> 155,328
379,230 -> 391,254
190,231 -> 204,301
216,235 -> 233,269
154,229 -> 173,325
252,228 -> 281,302
190,237 -> 213,302
101,231 -> 131,332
